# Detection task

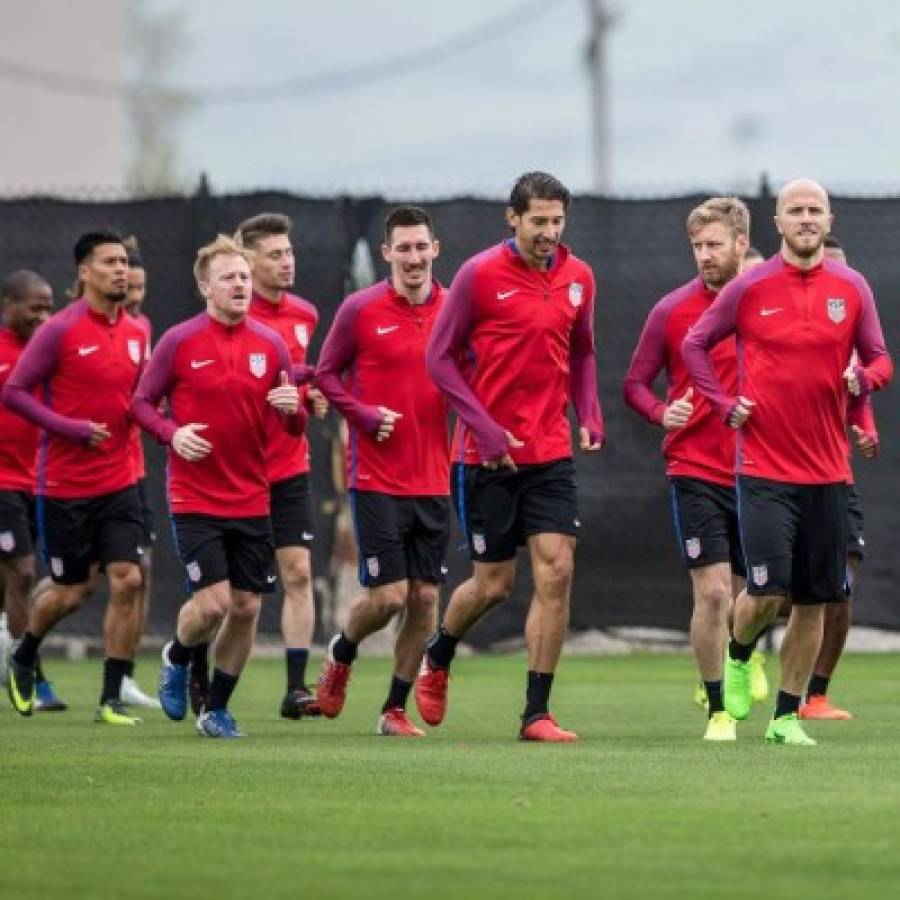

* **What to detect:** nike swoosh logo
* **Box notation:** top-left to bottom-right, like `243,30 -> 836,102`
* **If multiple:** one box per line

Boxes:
376,326 -> 399,335
191,359 -> 215,369
302,532 -> 314,541
496,289 -> 518,300
759,308 -> 783,317
78,345 -> 100,356
266,575 -> 277,583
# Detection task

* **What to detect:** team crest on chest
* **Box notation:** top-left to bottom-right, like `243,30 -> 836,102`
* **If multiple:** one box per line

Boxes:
569,282 -> 584,308
827,298 -> 846,324
127,339 -> 142,365
249,353 -> 267,378
294,324 -> 309,348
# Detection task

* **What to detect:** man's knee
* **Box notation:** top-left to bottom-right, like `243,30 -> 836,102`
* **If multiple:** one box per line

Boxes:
408,582 -> 440,615
229,591 -> 262,623
0,556 -> 34,597
371,582 -> 408,617
107,562 -> 143,597
473,564 -> 515,605
534,553 -> 574,601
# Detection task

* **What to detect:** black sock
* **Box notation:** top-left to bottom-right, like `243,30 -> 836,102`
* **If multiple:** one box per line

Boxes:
704,680 -> 724,716
124,659 -> 135,678
13,631 -> 41,667
332,632 -> 357,665
426,626 -> 459,669
285,648 -> 309,691
100,657 -> 130,705
523,671 -> 554,722
206,668 -> 239,712
382,675 -> 413,713
807,673 -> 830,698
167,637 -> 192,667
728,638 -> 753,663
774,690 -> 801,719
190,642 -> 209,674
34,653 -> 47,684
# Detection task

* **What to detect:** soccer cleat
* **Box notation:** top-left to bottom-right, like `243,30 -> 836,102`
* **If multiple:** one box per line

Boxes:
120,675 -> 161,709
196,708 -> 245,739
35,680 -> 68,712
280,686 -> 322,720
377,707 -> 425,737
750,650 -> 769,703
95,699 -> 143,725
799,695 -> 853,721
158,642 -> 188,721
765,713 -> 816,746
316,636 -> 352,719
703,711 -> 737,742
189,668 -> 209,717
693,683 -> 709,712
519,714 -> 578,742
723,655 -> 752,721
7,655 -> 36,716
414,656 -> 449,726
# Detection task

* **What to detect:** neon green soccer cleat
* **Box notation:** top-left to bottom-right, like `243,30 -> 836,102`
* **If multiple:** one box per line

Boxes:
765,713 -> 816,746
693,683 -> 709,712
703,711 -> 737,742
94,700 -> 143,726
7,656 -> 35,716
750,650 -> 769,703
723,655 -> 752,721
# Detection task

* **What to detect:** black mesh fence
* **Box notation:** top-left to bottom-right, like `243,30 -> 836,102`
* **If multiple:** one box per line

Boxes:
1,187 -> 897,646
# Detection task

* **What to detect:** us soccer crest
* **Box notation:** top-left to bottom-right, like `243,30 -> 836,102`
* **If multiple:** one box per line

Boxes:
685,537 -> 701,559
367,556 -> 380,578
472,532 -> 486,555
249,353 -> 267,378
827,298 -> 846,324
127,339 -> 142,365
294,324 -> 309,348
752,565 -> 768,587
0,531 -> 15,553
569,282 -> 584,308
50,557 -> 64,578
186,561 -> 202,583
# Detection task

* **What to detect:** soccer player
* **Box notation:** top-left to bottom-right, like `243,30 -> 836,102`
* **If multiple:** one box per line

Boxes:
0,270 -> 66,711
419,172 -> 604,742
132,235 -> 303,739
314,206 -> 450,737
3,232 -> 149,725
623,197 -> 765,742
234,212 -> 326,720
683,178 -> 893,746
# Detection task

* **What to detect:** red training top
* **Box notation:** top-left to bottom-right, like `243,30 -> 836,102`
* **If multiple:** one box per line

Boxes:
315,279 -> 450,496
131,312 -> 304,517
623,277 -> 737,487
682,254 -> 892,485
2,299 -> 147,498
0,326 -> 39,492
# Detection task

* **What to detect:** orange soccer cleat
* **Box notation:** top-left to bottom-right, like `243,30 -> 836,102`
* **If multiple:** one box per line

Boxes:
377,707 -> 425,737
519,714 -> 578,742
414,657 -> 449,726
799,695 -> 853,721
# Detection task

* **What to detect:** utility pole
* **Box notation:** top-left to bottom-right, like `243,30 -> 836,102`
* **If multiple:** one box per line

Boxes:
586,0 -> 612,194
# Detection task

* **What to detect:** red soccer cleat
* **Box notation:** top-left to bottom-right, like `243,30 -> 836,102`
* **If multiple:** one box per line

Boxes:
414,656 -> 449,726
377,707 -> 425,737
799,695 -> 853,720
519,714 -> 578,742
316,640 -> 352,719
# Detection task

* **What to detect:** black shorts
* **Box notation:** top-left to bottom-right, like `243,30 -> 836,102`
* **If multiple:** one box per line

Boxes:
269,473 -> 315,550
846,483 -> 865,561
0,490 -> 37,560
172,514 -> 275,594
453,459 -> 579,563
136,477 -> 156,546
350,490 -> 450,588
668,477 -> 745,576
737,476 -> 847,604
40,486 -> 144,585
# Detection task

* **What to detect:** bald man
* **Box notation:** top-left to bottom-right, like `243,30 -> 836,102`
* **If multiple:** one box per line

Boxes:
683,178 -> 893,746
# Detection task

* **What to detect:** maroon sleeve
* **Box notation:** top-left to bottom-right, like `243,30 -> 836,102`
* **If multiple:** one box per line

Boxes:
426,259 -> 508,461
850,275 -> 893,395
131,328 -> 180,444
847,392 -> 878,445
569,270 -> 604,443
315,296 -> 382,434
623,300 -> 669,426
1,315 -> 93,443
681,280 -> 744,421
292,363 -> 315,385
273,337 -> 307,436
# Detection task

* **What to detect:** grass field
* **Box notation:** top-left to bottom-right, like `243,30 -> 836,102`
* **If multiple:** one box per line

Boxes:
2,652 -> 899,899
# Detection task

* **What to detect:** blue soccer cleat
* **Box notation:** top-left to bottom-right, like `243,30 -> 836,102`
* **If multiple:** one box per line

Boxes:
158,642 -> 188,721
196,708 -> 245,739
35,680 -> 68,712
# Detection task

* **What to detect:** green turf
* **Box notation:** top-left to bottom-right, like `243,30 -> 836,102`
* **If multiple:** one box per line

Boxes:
2,652 -> 899,899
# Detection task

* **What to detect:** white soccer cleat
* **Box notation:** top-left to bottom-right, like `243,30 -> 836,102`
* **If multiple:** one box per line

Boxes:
120,675 -> 162,709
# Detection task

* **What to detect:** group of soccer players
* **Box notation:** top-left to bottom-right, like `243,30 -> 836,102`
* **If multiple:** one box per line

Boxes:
0,171 -> 891,745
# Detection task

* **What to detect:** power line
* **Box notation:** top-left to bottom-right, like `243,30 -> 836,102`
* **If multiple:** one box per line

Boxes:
0,0 -> 570,105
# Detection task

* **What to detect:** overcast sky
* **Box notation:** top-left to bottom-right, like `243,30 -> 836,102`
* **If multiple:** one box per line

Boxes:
143,0 -> 900,196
